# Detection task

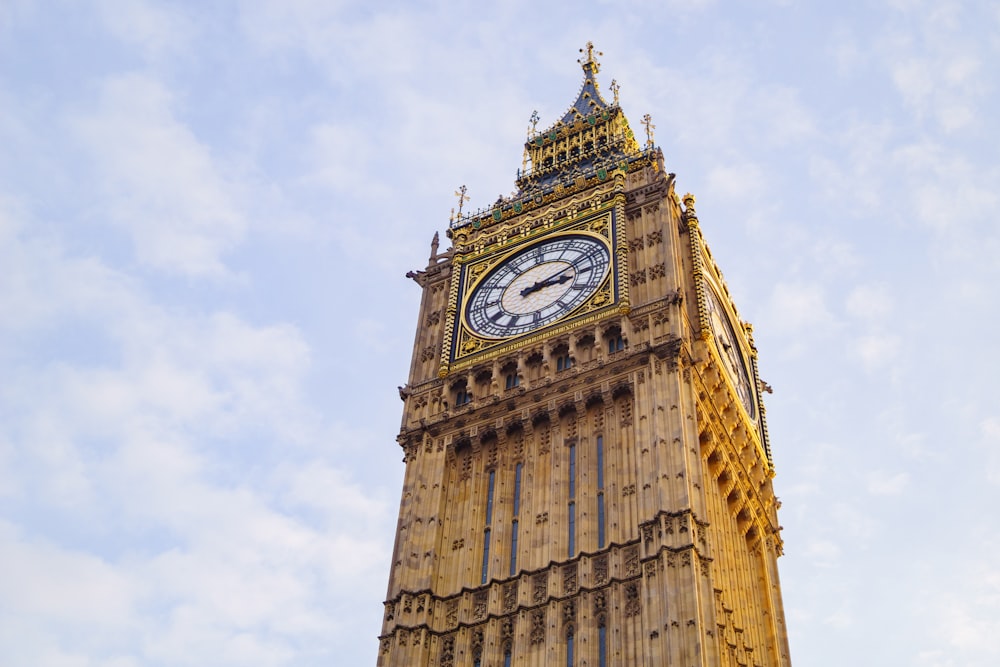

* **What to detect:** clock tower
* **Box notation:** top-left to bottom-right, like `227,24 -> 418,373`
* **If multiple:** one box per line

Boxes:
379,45 -> 792,667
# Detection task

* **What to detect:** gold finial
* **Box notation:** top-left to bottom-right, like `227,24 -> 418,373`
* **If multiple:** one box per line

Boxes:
528,110 -> 540,137
578,41 -> 602,74
454,185 -> 470,219
610,79 -> 620,106
642,113 -> 656,149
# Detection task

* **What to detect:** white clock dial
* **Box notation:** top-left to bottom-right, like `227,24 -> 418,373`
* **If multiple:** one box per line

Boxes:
704,283 -> 756,419
465,235 -> 611,339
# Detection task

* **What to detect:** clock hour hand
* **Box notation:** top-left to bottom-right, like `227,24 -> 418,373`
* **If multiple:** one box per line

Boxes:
520,270 -> 573,297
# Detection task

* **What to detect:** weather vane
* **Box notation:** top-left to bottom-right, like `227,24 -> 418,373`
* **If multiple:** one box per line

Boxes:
610,79 -> 620,106
528,110 -> 540,137
642,113 -> 656,149
454,185 -> 470,219
578,41 -> 602,72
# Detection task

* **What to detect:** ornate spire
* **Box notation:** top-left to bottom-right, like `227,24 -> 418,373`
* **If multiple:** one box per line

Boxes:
556,42 -> 611,126
578,41 -> 602,75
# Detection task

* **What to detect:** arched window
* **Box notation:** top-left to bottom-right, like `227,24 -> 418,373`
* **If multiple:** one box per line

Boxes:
502,362 -> 520,390
452,380 -> 471,406
554,343 -> 573,371
566,628 -> 575,667
606,327 -> 624,354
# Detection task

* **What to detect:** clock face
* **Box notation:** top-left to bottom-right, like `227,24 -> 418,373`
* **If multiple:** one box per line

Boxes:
465,234 -> 611,339
704,282 -> 756,419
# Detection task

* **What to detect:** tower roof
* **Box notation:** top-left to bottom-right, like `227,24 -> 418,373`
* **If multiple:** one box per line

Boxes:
553,41 -> 612,127
448,44 -> 650,234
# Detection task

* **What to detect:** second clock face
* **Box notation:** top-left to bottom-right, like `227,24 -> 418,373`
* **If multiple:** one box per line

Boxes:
704,282 -> 756,419
465,234 -> 611,339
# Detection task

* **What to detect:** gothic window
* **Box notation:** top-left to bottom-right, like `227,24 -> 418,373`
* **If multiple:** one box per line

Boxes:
503,361 -> 520,390
575,333 -> 595,363
452,379 -> 471,406
566,628 -> 575,667
510,462 -> 522,576
597,435 -> 606,548
482,469 -> 496,584
503,647 -> 512,667
568,443 -> 577,557
606,327 -> 624,354
554,343 -> 573,371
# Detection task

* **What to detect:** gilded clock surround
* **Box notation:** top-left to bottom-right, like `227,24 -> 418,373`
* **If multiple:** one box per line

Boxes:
442,201 -> 630,374
381,44 -> 791,667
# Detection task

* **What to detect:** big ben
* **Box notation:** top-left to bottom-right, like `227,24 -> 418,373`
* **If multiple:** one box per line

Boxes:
379,44 -> 792,667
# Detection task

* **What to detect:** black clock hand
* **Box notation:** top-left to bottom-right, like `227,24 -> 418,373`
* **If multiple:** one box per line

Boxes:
520,270 -> 573,297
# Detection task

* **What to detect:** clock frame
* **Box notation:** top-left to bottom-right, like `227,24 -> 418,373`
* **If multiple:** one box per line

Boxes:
440,202 -> 628,375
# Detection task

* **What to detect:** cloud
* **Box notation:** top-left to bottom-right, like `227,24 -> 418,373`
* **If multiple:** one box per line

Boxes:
867,470 -> 910,495
0,195 -> 389,665
96,0 -> 195,62
765,282 -> 838,337
72,74 -> 246,278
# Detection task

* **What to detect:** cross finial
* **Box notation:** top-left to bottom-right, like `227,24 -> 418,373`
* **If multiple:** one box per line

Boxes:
528,110 -> 540,137
578,41 -> 602,74
454,185 -> 470,219
610,79 -> 620,106
642,113 -> 656,149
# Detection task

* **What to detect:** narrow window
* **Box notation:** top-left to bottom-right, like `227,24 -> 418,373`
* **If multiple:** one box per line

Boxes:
597,435 -> 606,548
504,648 -> 512,667
482,469 -> 496,584
485,469 -> 495,524
568,501 -> 576,556
481,528 -> 491,585
566,630 -> 575,667
568,444 -> 576,498
556,353 -> 573,371
510,462 -> 522,576
505,372 -> 520,389
568,444 -> 577,557
598,624 -> 607,667
608,334 -> 624,354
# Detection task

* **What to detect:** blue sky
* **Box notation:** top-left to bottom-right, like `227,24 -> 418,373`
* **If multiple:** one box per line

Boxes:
1,1 -> 998,665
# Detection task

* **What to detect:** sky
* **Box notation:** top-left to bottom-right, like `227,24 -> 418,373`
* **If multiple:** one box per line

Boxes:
1,1 -> 998,665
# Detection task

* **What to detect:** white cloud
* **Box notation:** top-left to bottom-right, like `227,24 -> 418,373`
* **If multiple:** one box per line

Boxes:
766,282 -> 837,337
846,284 -> 892,322
97,0 -> 195,61
72,74 -> 246,278
867,470 -> 910,495
852,332 -> 901,371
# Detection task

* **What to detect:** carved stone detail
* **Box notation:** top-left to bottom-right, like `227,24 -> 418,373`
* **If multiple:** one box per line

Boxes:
503,582 -> 517,611
530,609 -> 546,645
594,555 -> 609,584
563,563 -> 578,595
624,546 -> 640,576
533,572 -> 548,603
624,581 -> 641,617
473,591 -> 488,620
563,599 -> 577,625
440,634 -> 455,667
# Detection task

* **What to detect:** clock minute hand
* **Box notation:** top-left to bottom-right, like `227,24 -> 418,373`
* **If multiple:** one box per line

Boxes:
520,270 -> 573,297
